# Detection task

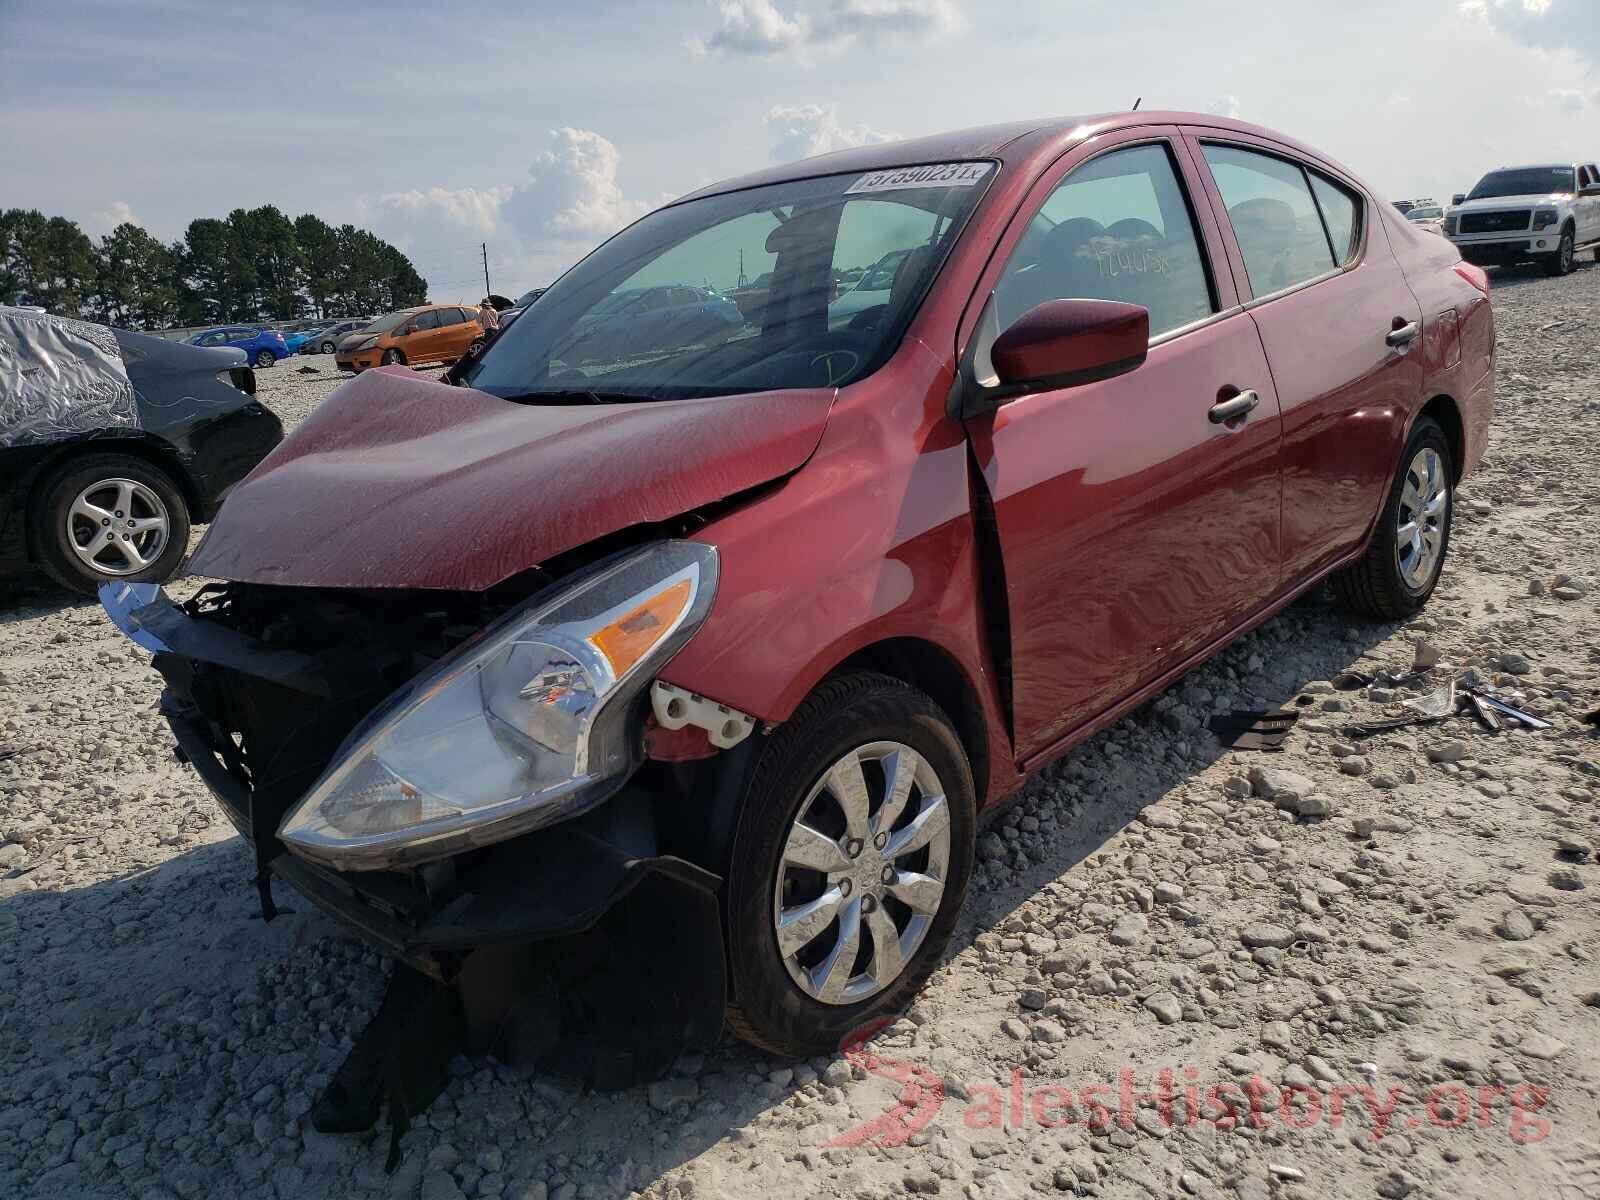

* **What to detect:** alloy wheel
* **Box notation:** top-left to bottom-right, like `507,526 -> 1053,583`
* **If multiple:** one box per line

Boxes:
66,478 -> 171,576
773,741 -> 951,1006
1395,446 -> 1447,589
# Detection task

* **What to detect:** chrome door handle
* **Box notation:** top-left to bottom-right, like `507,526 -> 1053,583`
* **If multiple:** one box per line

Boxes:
1208,389 -> 1260,424
1386,321 -> 1420,347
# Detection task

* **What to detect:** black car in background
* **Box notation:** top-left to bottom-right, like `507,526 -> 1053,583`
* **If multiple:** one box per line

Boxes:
0,306 -> 283,594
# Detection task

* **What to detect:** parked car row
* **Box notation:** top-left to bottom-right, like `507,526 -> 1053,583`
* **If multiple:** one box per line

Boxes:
97,110 -> 1494,1125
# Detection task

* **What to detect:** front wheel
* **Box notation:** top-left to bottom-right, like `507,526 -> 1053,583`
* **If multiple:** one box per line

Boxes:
254,349 -> 276,368
1330,417 -> 1453,620
320,340 -> 336,354
381,349 -> 404,366
723,672 -> 975,1057
1543,228 -> 1574,277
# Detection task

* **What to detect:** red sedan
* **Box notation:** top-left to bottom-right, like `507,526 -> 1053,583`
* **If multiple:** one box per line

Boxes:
107,111 -> 1492,1113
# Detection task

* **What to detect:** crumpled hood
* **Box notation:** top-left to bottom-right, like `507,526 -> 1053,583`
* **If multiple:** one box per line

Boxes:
186,367 -> 834,590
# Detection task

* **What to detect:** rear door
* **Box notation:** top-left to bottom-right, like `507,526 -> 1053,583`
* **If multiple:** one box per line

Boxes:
1186,132 -> 1423,587
961,129 -> 1285,762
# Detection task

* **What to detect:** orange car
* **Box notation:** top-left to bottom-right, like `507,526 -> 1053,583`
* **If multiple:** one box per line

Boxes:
335,305 -> 486,373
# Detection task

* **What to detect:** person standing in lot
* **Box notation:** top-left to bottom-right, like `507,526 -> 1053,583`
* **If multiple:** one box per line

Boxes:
477,299 -> 500,333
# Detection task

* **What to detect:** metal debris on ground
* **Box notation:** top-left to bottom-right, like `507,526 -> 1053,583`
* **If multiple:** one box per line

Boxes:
1344,713 -> 1449,738
1207,708 -> 1300,751
1465,689 -> 1551,730
295,365 -> 320,374
1469,692 -> 1507,733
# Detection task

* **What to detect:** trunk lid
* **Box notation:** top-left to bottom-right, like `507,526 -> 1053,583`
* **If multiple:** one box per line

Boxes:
185,367 -> 834,590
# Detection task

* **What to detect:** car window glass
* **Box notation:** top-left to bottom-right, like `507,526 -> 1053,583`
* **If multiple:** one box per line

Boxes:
831,200 -> 940,311
413,310 -> 441,331
993,142 -> 1215,337
1203,144 -> 1336,296
437,308 -> 463,326
1309,172 -> 1361,263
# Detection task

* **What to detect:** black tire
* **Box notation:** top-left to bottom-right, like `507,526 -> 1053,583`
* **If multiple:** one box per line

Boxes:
466,338 -> 486,359
31,453 -> 192,596
381,349 -> 404,366
254,349 -> 276,368
1330,417 -> 1453,620
1543,227 -> 1574,277
320,339 -> 336,354
723,672 -> 976,1058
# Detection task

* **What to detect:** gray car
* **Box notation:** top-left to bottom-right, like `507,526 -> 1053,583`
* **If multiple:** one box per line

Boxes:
302,319 -> 373,355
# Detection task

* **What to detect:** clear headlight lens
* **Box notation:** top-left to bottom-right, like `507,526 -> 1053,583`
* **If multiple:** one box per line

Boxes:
279,541 -> 717,870
1531,209 -> 1558,230
352,335 -> 380,351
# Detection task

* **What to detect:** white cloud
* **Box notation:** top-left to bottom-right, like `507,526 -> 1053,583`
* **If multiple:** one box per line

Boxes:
1463,0 -> 1600,66
697,0 -> 960,58
368,185 -> 511,236
766,104 -> 900,162
1550,87 -> 1586,113
87,200 -> 141,237
1206,95 -> 1240,119
505,128 -> 658,239
699,0 -> 807,56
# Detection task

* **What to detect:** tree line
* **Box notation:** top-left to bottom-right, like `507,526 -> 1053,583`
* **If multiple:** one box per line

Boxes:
0,205 -> 428,330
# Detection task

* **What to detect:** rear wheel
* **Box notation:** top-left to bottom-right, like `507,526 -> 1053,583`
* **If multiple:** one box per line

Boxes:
723,672 -> 975,1057
32,454 -> 191,595
1543,227 -> 1575,276
320,339 -> 336,354
381,349 -> 404,366
254,349 -> 276,368
1330,417 -> 1453,620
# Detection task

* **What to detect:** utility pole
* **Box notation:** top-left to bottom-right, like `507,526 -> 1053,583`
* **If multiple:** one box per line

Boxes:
481,243 -> 491,298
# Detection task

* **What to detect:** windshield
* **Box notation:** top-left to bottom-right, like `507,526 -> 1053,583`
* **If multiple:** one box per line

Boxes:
1468,167 -> 1575,200
1407,207 -> 1443,220
462,161 -> 995,402
361,310 -> 416,334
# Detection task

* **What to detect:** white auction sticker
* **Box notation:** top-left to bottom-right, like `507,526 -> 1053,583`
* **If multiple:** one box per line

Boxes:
845,162 -> 992,195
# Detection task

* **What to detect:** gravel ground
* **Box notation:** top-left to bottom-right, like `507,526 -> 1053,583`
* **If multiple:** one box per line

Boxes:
1,268 -> 1597,1200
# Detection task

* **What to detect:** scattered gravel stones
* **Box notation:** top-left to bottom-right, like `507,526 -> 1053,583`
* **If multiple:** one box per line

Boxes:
3,278 -> 1599,1199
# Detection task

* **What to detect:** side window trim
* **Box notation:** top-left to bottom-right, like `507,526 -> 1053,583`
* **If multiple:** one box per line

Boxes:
1193,136 -> 1370,308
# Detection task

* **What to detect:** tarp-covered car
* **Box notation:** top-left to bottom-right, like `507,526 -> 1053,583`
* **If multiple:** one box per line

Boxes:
100,111 -> 1493,1158
0,305 -> 283,593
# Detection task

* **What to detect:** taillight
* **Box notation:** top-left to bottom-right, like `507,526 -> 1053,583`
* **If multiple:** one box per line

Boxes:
1453,262 -> 1489,296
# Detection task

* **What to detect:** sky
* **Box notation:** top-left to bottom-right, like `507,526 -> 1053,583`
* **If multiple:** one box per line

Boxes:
1,0 -> 1597,303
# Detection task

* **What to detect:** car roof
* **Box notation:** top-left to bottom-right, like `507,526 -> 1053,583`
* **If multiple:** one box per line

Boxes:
670,111 -> 1356,206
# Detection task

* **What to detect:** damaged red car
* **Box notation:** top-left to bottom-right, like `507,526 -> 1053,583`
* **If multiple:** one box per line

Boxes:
102,112 -> 1493,1139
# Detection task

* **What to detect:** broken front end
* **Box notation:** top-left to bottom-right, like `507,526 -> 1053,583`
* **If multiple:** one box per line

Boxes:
101,542 -> 740,1155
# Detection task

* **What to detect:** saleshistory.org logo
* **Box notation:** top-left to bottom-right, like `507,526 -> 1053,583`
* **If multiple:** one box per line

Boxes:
823,1020 -> 1555,1150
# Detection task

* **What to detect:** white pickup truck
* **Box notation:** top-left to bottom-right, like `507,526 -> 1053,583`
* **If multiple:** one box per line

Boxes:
1445,161 -> 1600,276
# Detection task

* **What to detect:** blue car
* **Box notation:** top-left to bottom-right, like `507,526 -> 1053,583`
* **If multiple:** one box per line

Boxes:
281,330 -> 312,355
187,326 -> 289,367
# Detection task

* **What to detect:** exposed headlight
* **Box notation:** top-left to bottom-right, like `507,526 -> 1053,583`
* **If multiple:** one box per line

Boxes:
1444,214 -> 1458,236
1532,209 -> 1558,230
279,541 -> 718,870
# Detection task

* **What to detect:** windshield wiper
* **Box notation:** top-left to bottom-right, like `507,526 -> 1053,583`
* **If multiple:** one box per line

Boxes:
498,389 -> 650,406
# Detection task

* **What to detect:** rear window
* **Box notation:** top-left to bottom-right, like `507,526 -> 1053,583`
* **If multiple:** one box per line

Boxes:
1203,144 -> 1339,296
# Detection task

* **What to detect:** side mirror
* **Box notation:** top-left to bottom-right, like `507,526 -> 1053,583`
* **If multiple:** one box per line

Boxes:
990,299 -> 1149,392
1452,193 -> 1466,206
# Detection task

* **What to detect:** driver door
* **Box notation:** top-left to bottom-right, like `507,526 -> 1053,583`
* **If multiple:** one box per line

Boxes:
961,131 -> 1285,763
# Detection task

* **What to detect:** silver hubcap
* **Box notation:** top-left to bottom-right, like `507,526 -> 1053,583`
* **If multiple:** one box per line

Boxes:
1396,446 -> 1447,589
773,741 -> 951,1006
67,478 -> 170,576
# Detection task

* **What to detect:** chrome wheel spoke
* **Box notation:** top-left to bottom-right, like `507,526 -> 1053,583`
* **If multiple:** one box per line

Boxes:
884,793 -> 949,860
865,902 -> 904,986
873,745 -> 921,837
826,750 -> 872,842
70,497 -> 114,527
811,897 -> 862,1003
887,869 -> 944,915
782,821 -> 850,874
777,886 -> 846,958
